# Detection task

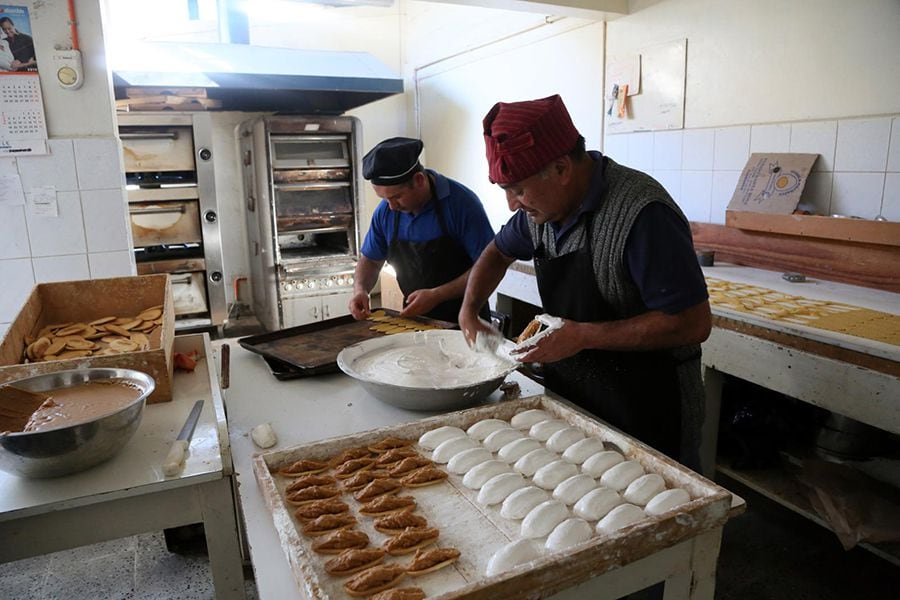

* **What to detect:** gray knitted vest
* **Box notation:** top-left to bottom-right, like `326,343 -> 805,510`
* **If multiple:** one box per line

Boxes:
528,157 -> 705,466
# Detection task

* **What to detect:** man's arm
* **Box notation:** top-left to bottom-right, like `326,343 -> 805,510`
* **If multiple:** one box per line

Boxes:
459,241 -> 516,343
400,269 -> 470,318
514,300 -> 712,363
348,255 -> 384,320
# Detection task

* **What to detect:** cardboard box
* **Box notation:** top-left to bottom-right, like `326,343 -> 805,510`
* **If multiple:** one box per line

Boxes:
727,152 -> 818,214
0,275 -> 176,404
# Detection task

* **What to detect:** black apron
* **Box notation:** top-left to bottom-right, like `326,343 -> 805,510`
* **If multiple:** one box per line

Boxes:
387,194 -> 489,324
534,214 -> 682,459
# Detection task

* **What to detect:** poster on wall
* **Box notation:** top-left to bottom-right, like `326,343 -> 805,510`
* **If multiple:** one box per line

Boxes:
0,4 -> 48,155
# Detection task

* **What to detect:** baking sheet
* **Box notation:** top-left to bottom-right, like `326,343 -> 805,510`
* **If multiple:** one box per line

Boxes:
253,394 -> 737,599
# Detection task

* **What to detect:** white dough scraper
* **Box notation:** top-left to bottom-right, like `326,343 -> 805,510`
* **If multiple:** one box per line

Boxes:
163,400 -> 204,477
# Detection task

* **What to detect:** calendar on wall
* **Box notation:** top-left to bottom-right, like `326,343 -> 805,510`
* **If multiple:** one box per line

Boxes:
1,73 -> 48,156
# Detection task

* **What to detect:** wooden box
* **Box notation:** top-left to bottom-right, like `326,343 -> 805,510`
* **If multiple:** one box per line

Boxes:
0,274 -> 176,404
254,395 -> 737,599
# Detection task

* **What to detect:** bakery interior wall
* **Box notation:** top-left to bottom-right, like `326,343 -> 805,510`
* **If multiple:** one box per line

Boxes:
2,0 -> 898,337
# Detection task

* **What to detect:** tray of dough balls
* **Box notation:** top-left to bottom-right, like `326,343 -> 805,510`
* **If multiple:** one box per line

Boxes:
253,394 -> 736,600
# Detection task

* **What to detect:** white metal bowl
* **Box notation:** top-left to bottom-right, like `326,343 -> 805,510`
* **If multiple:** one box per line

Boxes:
337,330 -> 518,412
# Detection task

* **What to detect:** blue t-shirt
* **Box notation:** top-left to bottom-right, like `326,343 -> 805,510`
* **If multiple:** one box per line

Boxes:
361,170 -> 495,263
494,155 -> 706,315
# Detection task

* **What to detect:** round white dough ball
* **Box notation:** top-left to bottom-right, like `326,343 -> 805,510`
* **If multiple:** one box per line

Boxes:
432,435 -> 478,463
596,503 -> 645,534
581,451 -> 625,477
447,447 -> 493,474
477,472 -> 528,506
467,418 -> 509,441
486,539 -> 542,577
533,460 -> 579,490
529,419 -> 569,442
521,500 -> 569,538
552,474 -> 597,505
500,486 -> 550,520
645,488 -> 691,516
418,425 -> 466,450
623,473 -> 666,506
463,460 -> 511,489
514,448 -> 558,477
545,518 -> 593,553
573,487 -> 623,521
599,460 -> 644,491
511,409 -> 552,430
545,427 -> 586,453
498,437 -> 543,463
483,427 -> 525,452
562,438 -> 605,464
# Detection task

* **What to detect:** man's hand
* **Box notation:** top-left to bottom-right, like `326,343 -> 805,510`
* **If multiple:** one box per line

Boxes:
512,319 -> 585,363
399,288 -> 440,318
459,310 -> 495,347
348,291 -> 371,320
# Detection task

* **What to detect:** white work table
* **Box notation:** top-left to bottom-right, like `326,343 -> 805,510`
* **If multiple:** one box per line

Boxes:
218,340 -> 742,600
0,334 -> 245,599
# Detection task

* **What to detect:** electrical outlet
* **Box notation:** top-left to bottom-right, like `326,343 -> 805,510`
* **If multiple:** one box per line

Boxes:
52,49 -> 83,90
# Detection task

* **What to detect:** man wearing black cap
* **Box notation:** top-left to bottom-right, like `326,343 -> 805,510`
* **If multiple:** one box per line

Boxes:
349,137 -> 494,323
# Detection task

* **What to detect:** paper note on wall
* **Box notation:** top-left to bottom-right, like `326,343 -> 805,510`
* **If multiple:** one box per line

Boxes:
28,186 -> 58,217
727,153 -> 819,214
0,173 -> 25,205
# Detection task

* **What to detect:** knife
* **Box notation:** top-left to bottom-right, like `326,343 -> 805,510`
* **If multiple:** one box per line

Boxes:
162,400 -> 204,476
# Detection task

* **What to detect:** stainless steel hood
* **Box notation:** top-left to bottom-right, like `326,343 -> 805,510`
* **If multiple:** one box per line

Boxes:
110,42 -> 403,114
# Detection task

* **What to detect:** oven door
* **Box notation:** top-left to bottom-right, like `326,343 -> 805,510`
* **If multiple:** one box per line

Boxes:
119,126 -> 195,172
270,135 -> 350,170
129,200 -> 202,247
273,182 -> 353,231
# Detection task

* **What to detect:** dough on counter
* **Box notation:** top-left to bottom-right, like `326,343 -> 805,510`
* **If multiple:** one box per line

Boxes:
431,436 -> 478,463
533,459 -> 579,490
645,488 -> 691,516
545,518 -> 593,553
600,460 -> 645,491
529,419 -> 569,442
573,487 -> 623,521
500,486 -> 550,520
514,448 -> 558,477
562,438 -> 605,464
485,539 -> 542,577
510,409 -> 551,430
497,437 -> 543,463
482,427 -> 525,452
581,450 -> 625,478
521,499 -> 570,538
552,474 -> 596,505
545,427 -> 586,453
477,472 -> 528,506
446,447 -> 493,474
418,426 -> 466,450
466,418 -> 509,441
462,460 -> 512,489
623,473 -> 666,506
595,503 -> 645,535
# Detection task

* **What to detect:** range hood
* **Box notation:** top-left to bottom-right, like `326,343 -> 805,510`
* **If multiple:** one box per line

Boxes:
110,41 -> 403,114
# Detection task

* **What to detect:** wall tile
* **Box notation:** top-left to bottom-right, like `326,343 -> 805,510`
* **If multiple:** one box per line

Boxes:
881,173 -> 900,221
750,124 -> 791,153
711,171 -> 742,225
0,259 -> 34,322
713,126 -> 751,171
0,157 -> 17,176
82,189 -> 130,252
834,117 -> 891,172
32,254 -> 91,283
790,120 -> 837,172
25,191 -> 87,257
628,132 -> 654,172
74,138 -> 125,190
830,172 -> 885,220
16,139 -> 79,191
682,129 -> 714,170
679,171 -> 712,222
0,323 -> 8,339
888,118 -> 900,172
603,134 -> 629,164
0,205 -> 30,259
654,170 -> 682,205
89,251 -> 135,279
653,130 -> 682,170
799,172 -> 833,216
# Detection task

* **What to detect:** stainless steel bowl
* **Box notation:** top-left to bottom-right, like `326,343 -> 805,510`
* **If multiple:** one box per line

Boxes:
0,368 -> 155,478
337,330 -> 518,412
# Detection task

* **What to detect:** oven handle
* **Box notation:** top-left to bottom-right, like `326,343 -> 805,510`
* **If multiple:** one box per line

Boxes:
274,182 -> 351,192
130,205 -> 187,215
119,132 -> 179,140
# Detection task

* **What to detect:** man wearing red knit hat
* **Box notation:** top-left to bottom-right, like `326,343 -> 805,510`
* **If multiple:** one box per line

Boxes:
460,95 -> 711,470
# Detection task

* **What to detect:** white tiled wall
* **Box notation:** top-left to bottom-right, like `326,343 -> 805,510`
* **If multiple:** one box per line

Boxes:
0,138 -> 135,330
605,115 -> 900,225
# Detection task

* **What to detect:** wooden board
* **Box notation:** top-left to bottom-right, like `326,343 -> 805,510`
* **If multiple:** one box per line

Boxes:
725,211 -> 900,247
253,395 -> 737,599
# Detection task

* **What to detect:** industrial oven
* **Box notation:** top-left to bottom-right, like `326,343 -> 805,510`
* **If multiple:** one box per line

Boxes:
239,116 -> 363,331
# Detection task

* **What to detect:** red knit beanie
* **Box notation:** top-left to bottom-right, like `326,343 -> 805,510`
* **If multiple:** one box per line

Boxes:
483,94 -> 581,184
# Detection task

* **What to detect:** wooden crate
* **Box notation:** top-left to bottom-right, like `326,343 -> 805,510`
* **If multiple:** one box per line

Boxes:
0,275 -> 176,404
253,395 -> 736,599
